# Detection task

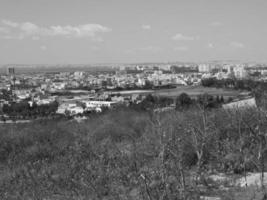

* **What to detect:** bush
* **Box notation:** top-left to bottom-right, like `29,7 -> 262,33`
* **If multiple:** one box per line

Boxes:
1,107 -> 267,199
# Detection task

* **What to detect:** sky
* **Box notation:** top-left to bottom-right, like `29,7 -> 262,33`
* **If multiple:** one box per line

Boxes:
0,0 -> 266,64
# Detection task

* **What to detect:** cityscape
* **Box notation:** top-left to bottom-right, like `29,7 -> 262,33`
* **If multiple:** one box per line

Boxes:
1,0 -> 267,199
0,62 -> 264,120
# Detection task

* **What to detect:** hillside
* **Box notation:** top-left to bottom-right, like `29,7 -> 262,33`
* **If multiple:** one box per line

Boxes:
1,107 -> 267,200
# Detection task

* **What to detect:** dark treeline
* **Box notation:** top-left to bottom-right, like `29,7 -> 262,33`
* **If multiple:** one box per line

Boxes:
130,94 -> 174,110
107,83 -> 176,91
170,65 -> 198,73
1,101 -> 58,120
50,91 -> 89,96
201,77 -> 267,92
0,89 -> 12,101
131,93 -> 226,111
176,92 -> 226,110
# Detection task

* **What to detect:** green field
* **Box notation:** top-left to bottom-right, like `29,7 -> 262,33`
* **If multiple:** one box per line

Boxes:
153,86 -> 247,98
116,86 -> 248,99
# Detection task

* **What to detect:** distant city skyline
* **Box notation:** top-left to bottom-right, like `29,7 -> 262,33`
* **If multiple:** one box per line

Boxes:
0,0 -> 267,64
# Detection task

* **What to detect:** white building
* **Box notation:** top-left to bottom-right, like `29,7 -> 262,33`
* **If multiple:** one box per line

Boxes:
74,71 -> 84,79
233,66 -> 248,79
215,72 -> 228,80
51,82 -> 66,90
57,103 -> 78,115
82,100 -> 117,108
198,64 -> 213,73
36,98 -> 54,106
111,96 -> 124,103
68,106 -> 84,115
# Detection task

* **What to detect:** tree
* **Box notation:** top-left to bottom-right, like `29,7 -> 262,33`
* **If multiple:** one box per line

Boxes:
220,95 -> 225,103
197,93 -> 218,109
176,93 -> 192,110
186,108 -> 216,181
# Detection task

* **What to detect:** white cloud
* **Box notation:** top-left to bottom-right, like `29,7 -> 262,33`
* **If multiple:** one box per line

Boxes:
0,27 -> 9,33
174,46 -> 188,51
142,25 -> 151,30
172,33 -> 196,41
210,21 -> 223,27
0,19 -> 111,41
208,43 -> 214,48
230,42 -> 245,48
21,22 -> 39,35
2,19 -> 18,27
40,45 -> 47,51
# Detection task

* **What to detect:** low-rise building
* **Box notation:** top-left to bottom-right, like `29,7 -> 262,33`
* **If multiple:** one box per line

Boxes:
82,100 -> 117,108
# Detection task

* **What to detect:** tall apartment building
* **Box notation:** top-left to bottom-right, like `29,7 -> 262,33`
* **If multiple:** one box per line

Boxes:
233,65 -> 248,79
198,64 -> 213,72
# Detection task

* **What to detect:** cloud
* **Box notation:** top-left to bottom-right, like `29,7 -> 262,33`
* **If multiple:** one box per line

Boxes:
20,22 -> 39,35
230,42 -> 245,48
210,21 -> 223,27
32,36 -> 40,40
174,46 -> 188,51
2,19 -> 18,27
142,25 -> 151,30
208,43 -> 214,48
0,19 -> 111,41
0,27 -> 9,33
40,45 -> 47,51
172,33 -> 196,41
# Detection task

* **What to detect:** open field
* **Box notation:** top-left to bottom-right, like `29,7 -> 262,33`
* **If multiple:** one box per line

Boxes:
113,86 -> 248,98
153,86 -> 248,98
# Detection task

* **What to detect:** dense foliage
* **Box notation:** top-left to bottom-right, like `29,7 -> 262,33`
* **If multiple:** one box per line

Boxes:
201,78 -> 267,92
131,92 -> 225,111
2,101 -> 59,120
0,89 -> 13,101
1,105 -> 267,199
